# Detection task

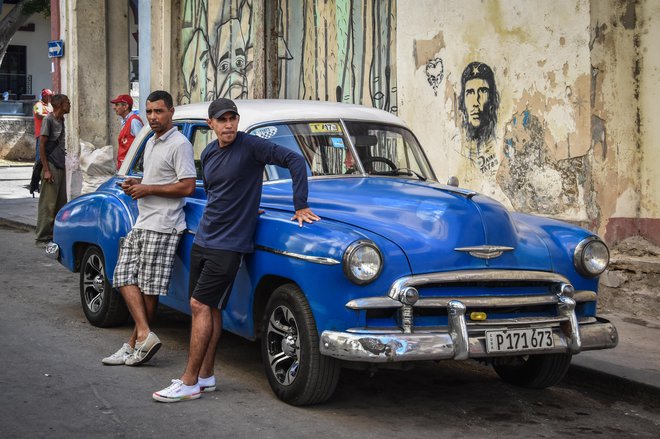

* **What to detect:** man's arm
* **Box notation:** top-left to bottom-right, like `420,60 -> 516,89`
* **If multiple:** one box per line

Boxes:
130,117 -> 143,137
257,139 -> 320,227
123,177 -> 196,200
39,117 -> 53,182
125,137 -> 197,199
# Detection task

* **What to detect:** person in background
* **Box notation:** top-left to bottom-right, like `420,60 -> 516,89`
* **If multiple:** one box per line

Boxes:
111,94 -> 144,169
35,94 -> 69,245
33,89 -> 53,163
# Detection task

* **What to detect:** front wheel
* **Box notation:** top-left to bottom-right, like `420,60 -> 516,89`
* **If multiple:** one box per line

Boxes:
261,284 -> 340,405
79,247 -> 129,327
492,353 -> 573,388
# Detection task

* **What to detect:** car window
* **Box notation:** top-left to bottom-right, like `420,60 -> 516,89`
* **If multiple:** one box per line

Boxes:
128,125 -> 185,176
190,125 -> 214,180
251,122 -> 348,178
343,121 -> 435,179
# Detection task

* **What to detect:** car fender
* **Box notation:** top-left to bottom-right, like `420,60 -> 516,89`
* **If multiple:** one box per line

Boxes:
54,192 -> 133,276
223,208 -> 412,339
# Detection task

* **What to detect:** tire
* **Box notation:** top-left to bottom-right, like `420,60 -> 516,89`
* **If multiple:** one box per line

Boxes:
492,353 -> 573,389
261,284 -> 340,405
79,247 -> 129,327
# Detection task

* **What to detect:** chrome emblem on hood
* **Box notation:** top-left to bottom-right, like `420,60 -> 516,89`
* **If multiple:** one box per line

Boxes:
454,245 -> 514,259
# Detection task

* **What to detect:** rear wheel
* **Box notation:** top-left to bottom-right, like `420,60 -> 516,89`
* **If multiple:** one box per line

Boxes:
492,353 -> 573,388
261,284 -> 340,405
79,247 -> 129,327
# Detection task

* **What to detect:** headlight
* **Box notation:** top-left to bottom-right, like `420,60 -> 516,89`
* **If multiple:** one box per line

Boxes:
573,236 -> 609,277
343,240 -> 383,285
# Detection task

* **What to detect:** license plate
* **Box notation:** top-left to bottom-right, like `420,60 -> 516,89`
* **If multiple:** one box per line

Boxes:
485,328 -> 554,353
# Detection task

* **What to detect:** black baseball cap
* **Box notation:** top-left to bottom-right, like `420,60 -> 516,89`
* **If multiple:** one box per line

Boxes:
208,98 -> 239,119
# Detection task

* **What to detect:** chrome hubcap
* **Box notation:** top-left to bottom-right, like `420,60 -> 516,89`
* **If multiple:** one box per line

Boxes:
82,254 -> 105,313
266,305 -> 300,386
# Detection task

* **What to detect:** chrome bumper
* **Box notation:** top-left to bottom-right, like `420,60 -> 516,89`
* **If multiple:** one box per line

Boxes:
322,272 -> 618,362
320,319 -> 618,362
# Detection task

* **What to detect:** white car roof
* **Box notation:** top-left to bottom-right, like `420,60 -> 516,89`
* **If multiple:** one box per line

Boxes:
174,99 -> 407,130
118,99 -> 409,176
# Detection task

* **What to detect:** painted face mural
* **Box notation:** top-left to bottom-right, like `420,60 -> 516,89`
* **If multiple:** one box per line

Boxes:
464,78 -> 490,128
459,62 -> 499,145
180,0 -> 253,104
214,17 -> 249,99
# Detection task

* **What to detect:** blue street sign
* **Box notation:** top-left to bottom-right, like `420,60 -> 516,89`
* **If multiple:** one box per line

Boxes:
48,40 -> 64,58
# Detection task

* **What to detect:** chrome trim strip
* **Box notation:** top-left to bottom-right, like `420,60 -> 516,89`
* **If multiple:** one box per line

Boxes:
415,295 -> 560,308
320,319 -> 617,362
346,297 -> 402,309
344,316 -> 598,334
255,245 -> 340,265
346,291 -> 597,311
388,270 -> 570,300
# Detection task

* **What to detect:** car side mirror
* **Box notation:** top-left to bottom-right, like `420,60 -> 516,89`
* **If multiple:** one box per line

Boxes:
447,176 -> 459,187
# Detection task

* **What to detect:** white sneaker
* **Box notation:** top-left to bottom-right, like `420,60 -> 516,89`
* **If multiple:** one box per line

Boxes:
198,375 -> 216,392
125,332 -> 161,366
153,379 -> 201,403
102,343 -> 134,365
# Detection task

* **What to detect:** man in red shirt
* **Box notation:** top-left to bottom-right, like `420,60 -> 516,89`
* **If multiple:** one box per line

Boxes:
33,88 -> 53,162
111,94 -> 144,169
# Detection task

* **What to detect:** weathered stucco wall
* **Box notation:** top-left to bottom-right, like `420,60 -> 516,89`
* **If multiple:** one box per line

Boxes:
591,0 -> 659,246
397,0 -> 657,245
589,0 -> 640,243
639,0 -> 660,235
398,0 -> 594,223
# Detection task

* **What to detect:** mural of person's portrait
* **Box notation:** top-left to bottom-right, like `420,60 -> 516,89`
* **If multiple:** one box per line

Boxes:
459,62 -> 499,145
180,0 -> 253,104
212,16 -> 250,100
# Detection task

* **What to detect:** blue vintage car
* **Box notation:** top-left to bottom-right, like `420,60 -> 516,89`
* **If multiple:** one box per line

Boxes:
48,100 -> 618,405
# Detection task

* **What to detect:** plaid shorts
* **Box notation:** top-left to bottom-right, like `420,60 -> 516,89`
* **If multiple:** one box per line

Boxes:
113,228 -> 182,296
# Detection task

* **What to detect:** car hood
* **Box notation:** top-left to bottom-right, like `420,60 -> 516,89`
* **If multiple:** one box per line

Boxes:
261,177 -> 553,273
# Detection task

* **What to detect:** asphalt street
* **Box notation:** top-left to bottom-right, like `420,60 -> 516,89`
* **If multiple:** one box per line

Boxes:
1,226 -> 659,438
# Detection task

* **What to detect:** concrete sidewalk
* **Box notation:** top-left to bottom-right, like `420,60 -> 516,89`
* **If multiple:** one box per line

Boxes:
0,164 -> 658,399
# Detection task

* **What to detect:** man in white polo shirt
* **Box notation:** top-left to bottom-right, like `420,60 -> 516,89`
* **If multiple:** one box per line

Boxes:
102,90 -> 197,367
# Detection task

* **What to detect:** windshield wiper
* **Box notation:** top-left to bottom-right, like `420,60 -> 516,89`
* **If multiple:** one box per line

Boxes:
390,168 -> 427,181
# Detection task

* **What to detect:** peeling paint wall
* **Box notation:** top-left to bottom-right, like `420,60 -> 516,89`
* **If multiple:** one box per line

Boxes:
639,0 -> 660,223
397,0 -> 657,245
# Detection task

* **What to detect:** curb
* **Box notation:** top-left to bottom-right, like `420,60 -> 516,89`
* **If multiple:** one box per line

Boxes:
566,364 -> 660,407
0,217 -> 35,232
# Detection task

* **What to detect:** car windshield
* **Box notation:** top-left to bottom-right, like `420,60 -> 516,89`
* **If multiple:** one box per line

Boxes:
250,121 -> 435,181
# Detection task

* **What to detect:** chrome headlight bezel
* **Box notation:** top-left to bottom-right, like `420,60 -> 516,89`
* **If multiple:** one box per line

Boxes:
573,236 -> 610,277
342,239 -> 383,285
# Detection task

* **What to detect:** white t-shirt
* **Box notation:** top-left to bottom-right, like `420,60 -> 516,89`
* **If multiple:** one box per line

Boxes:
132,127 -> 197,233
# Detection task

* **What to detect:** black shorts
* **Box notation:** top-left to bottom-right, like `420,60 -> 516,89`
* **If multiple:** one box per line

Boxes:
189,243 -> 243,309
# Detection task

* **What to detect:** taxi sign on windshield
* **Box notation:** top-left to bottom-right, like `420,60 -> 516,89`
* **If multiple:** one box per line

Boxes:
309,123 -> 342,134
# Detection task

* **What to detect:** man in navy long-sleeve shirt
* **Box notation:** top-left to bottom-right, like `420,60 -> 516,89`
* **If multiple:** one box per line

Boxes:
154,98 -> 320,402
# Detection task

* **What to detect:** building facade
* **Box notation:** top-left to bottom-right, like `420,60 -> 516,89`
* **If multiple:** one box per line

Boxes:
57,0 -> 658,246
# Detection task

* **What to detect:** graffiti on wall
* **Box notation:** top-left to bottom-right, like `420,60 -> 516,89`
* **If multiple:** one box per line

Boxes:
180,0 -> 254,104
458,61 -> 499,173
425,58 -> 444,96
276,0 -> 397,112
